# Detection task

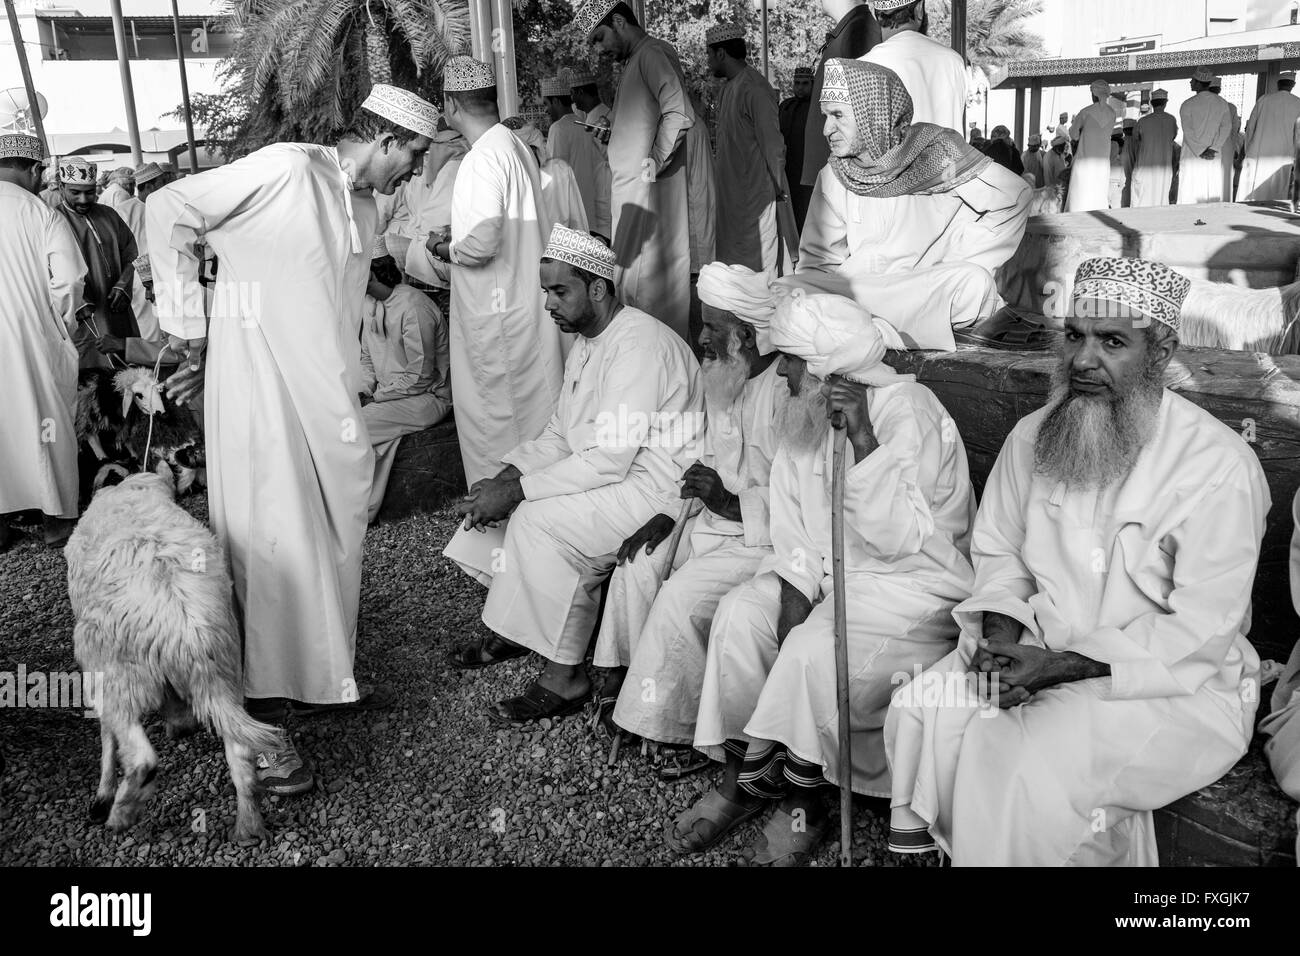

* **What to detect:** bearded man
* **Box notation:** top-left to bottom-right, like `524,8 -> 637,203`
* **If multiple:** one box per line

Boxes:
666,291 -> 975,866
445,226 -> 703,725
591,262 -> 788,778
885,257 -> 1270,866
796,59 -> 1030,351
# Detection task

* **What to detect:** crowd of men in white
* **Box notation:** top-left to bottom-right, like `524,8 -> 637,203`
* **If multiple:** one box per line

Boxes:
2,0 -> 1298,866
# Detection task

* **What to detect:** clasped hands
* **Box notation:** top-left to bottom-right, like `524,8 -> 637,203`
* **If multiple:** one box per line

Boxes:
456,464 -> 525,532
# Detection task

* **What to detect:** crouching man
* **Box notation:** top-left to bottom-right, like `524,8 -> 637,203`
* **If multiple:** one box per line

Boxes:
592,262 -> 788,778
669,292 -> 976,865
447,225 -> 703,724
885,258 -> 1270,866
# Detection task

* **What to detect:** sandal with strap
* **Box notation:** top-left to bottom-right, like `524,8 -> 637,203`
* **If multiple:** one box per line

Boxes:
487,681 -> 590,726
743,808 -> 826,867
655,744 -> 711,781
290,682 -> 396,717
448,635 -> 530,670
664,786 -> 765,855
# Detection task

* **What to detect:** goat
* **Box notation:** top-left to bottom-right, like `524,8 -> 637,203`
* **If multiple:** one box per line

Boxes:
1177,275 -> 1300,354
66,472 -> 280,843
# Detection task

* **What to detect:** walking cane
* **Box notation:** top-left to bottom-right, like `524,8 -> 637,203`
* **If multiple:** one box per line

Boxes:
830,412 -> 853,867
608,496 -> 694,767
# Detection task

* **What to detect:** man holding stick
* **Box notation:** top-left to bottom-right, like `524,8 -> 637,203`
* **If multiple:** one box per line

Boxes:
667,291 -> 975,865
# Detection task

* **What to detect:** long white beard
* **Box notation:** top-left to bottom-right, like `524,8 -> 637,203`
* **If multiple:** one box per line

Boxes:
701,329 -> 750,412
777,374 -> 829,456
1033,355 -> 1164,490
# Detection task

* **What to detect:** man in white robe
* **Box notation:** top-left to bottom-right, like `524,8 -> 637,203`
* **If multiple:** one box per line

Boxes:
580,1 -> 694,341
707,23 -> 788,276
0,134 -> 87,551
1022,134 -> 1045,188
1209,78 -> 1243,201
403,121 -> 468,318
507,116 -> 589,232
1238,72 -> 1300,202
795,58 -> 1030,351
666,292 -> 975,865
865,0 -> 966,133
1179,68 -> 1232,205
422,57 -> 567,486
885,257 -> 1269,866
446,226 -> 703,725
97,165 -> 166,365
1261,489 -> 1300,860
150,84 -> 436,794
99,167 -> 145,243
1131,89 -> 1178,208
570,70 -> 611,132
543,74 -> 611,237
1043,129 -> 1069,193
359,257 -> 451,523
592,263 -> 786,777
1067,79 -> 1118,212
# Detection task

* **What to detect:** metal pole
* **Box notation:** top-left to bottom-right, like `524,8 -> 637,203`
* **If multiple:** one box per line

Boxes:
4,0 -> 48,152
761,0 -> 769,82
170,0 -> 199,173
469,0 -> 491,60
951,0 -> 967,62
490,0 -> 518,117
108,0 -> 143,165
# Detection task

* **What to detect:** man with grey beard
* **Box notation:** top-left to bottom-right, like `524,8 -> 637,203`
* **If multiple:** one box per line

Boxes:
593,263 -> 787,779
671,291 -> 975,865
886,257 -> 1271,866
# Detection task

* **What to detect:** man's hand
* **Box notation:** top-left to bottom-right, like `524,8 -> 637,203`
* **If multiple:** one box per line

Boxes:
616,513 -> 675,564
95,334 -> 125,356
681,463 -> 740,521
776,577 -> 813,650
107,287 -> 130,313
821,375 -> 878,462
981,641 -> 1110,709
970,611 -> 1020,679
592,117 -> 611,145
162,335 -> 207,406
454,468 -> 524,531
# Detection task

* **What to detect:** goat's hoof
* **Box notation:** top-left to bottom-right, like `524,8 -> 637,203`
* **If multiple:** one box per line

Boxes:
231,820 -> 268,846
106,808 -> 136,832
88,796 -> 113,824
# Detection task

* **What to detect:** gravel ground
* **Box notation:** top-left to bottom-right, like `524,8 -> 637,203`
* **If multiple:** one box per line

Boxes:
0,497 -> 934,867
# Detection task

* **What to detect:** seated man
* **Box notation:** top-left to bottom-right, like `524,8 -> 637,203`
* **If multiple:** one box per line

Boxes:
669,292 -> 976,866
886,257 -> 1270,866
447,225 -> 703,724
1261,488 -> 1300,860
795,58 -> 1031,351
592,262 -> 788,778
359,256 -> 452,522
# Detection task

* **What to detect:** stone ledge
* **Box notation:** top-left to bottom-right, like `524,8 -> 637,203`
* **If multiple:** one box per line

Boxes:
375,415 -> 465,523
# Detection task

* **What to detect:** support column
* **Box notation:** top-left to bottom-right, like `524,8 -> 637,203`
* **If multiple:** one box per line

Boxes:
108,0 -> 143,165
950,0 -> 967,62
490,0 -> 518,117
3,0 -> 48,152
170,0 -> 199,174
1028,80 -> 1043,142
469,0 -> 492,60
1014,87 -> 1026,144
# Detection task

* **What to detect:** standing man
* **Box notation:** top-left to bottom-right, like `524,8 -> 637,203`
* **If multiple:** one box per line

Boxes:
779,66 -> 814,232
1021,133 -> 1045,188
402,119 -> 468,318
1238,71 -> 1300,202
56,158 -> 149,367
580,1 -> 695,342
1209,77 -> 1242,200
133,162 -> 172,203
1043,129 -> 1069,194
98,167 -> 144,242
1131,88 -> 1178,207
1179,67 -> 1232,205
708,22 -> 788,276
544,73 -> 611,237
0,134 -> 87,551
1067,80 -> 1118,211
149,84 -> 436,794
802,0 -> 881,196
570,69 -> 611,129
426,57 -> 567,485
1120,118 -> 1139,207
865,0 -> 966,133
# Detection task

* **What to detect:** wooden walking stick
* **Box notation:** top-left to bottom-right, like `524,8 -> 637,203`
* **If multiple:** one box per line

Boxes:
830,412 -> 853,867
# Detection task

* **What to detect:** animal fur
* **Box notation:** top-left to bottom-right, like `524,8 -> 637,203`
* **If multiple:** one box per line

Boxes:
65,473 -> 280,842
1027,183 -> 1064,217
1178,275 -> 1300,354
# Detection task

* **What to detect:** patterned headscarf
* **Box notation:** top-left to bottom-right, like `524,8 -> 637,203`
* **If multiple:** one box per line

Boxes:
824,59 -> 992,200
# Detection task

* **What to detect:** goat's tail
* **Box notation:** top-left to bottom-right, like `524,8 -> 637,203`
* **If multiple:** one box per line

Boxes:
189,663 -> 284,754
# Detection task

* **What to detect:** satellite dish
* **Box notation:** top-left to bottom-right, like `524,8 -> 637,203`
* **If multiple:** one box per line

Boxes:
0,88 -> 49,133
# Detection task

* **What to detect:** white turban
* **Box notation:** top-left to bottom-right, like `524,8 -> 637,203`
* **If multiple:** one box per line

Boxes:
770,292 -> 913,387
696,262 -> 776,355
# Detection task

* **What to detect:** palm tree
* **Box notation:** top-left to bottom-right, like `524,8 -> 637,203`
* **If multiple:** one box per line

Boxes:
930,0 -> 1046,71
227,0 -> 471,130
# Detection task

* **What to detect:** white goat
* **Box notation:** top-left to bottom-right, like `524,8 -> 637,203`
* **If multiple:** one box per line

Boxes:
1177,276 -> 1300,354
65,472 -> 280,842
